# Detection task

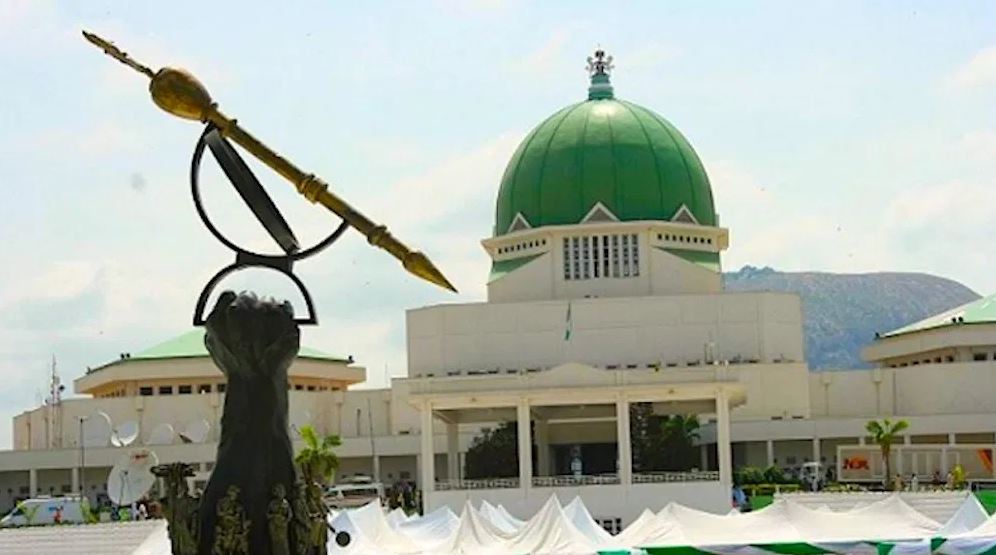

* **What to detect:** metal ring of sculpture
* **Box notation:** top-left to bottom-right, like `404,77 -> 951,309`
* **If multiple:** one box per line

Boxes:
190,124 -> 349,326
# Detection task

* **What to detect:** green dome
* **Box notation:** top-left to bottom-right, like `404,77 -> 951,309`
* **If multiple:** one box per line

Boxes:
494,70 -> 716,236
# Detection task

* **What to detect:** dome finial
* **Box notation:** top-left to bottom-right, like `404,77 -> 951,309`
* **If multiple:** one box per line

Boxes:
586,47 -> 614,100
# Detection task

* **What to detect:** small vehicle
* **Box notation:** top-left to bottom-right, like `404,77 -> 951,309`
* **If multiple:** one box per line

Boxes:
323,475 -> 384,509
0,496 -> 88,527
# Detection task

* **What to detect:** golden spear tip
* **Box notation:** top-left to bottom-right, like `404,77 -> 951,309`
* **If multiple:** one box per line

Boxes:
404,252 -> 458,293
81,29 -> 155,78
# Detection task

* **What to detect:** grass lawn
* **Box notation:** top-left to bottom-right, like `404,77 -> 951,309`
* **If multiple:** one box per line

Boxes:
976,490 -> 996,514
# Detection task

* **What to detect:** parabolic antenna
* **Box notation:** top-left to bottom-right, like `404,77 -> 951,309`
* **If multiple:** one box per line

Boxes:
82,411 -> 113,447
178,419 -> 211,444
107,449 -> 159,506
146,423 -> 175,445
111,421 -> 140,447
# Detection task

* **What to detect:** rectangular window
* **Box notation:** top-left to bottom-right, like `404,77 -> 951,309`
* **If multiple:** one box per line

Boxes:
974,353 -> 988,361
217,383 -> 227,394
571,237 -> 581,280
603,235 -> 610,276
592,236 -> 600,278
562,238 -> 571,280
581,236 -> 590,279
158,386 -> 173,395
139,386 -> 153,396
611,235 -> 620,277
198,384 -> 212,394
622,234 -> 630,277
178,385 -> 192,395
307,385 -> 316,391
631,234 -> 640,277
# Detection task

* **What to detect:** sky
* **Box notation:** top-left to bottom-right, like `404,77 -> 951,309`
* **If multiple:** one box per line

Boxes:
1,1 -> 996,449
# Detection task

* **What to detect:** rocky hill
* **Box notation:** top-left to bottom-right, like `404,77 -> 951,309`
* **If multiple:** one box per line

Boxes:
723,266 -> 980,369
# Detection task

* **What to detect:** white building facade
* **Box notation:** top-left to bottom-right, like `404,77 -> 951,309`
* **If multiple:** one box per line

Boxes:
3,54 -> 996,524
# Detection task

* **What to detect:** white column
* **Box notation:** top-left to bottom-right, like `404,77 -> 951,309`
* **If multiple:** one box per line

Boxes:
700,444 -> 709,470
716,390 -> 733,486
517,400 -> 532,490
859,436 -> 866,446
812,437 -> 821,463
948,433 -> 957,445
904,434 -> 912,446
766,440 -> 775,467
419,402 -> 435,496
446,421 -> 459,482
535,419 -> 550,477
616,398 -> 632,485
71,467 -> 80,494
29,468 -> 38,497
372,455 -> 381,483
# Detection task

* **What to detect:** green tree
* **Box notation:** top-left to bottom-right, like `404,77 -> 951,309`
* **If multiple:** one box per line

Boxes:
659,414 -> 701,471
295,425 -> 341,486
865,418 -> 909,490
464,422 -> 519,479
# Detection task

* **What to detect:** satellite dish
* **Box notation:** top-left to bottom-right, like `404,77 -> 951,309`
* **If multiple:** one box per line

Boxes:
178,419 -> 210,444
82,412 -> 113,447
111,421 -> 140,447
107,449 -> 158,506
146,423 -> 175,446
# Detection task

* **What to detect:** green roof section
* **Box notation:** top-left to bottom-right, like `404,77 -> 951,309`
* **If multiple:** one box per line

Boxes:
488,254 -> 543,283
494,70 -> 716,236
659,247 -> 721,273
882,293 -> 996,338
131,329 -> 350,363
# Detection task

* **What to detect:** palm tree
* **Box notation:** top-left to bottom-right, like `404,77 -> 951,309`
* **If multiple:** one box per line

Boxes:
661,414 -> 701,444
295,425 -> 342,486
865,418 -> 909,490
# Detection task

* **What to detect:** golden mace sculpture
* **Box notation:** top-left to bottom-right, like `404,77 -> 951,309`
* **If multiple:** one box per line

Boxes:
82,31 -> 456,293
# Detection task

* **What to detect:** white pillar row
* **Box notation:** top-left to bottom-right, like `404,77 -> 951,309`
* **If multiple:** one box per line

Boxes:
535,419 -> 551,477
71,467 -> 80,494
812,437 -> 821,463
419,402 -> 435,496
446,421 -> 460,482
29,468 -> 38,497
517,399 -> 532,490
766,440 -> 775,467
616,397 -> 632,485
716,389 -> 733,486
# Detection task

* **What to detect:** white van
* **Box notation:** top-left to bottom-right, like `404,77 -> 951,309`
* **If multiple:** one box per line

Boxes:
323,476 -> 384,509
0,496 -> 89,527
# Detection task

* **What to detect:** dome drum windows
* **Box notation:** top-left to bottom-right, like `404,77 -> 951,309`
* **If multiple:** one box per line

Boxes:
496,238 -> 548,257
563,233 -> 639,281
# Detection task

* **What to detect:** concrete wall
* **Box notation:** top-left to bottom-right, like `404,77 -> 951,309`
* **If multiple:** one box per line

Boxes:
406,292 -> 805,377
484,222 -> 727,304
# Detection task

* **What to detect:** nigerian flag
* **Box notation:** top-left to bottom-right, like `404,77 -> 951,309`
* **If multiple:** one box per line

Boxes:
564,301 -> 573,341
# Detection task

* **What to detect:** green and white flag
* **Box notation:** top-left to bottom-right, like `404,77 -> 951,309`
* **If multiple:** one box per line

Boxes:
564,301 -> 573,341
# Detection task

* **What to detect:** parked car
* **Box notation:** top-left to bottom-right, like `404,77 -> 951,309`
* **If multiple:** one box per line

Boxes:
0,496 -> 89,527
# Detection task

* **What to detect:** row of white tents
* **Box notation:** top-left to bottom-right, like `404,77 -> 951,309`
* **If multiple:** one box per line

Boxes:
325,493 -> 996,555
14,492 -> 996,554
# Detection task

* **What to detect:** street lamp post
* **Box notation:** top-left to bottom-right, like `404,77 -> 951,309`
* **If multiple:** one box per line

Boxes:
79,416 -> 87,503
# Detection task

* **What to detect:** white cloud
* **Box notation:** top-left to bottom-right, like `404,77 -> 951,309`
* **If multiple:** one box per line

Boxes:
510,29 -> 571,77
957,130 -> 996,160
949,44 -> 996,91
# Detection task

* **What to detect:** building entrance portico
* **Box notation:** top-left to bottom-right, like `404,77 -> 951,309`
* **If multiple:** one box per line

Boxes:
400,363 -> 744,524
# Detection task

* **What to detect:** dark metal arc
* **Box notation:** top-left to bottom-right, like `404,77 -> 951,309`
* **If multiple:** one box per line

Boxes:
203,128 -> 300,254
189,124 -> 351,326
